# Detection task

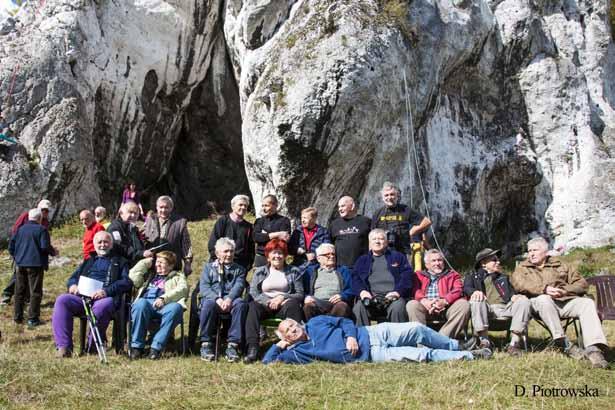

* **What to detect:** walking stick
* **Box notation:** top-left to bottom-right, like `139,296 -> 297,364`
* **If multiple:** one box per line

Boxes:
81,296 -> 108,364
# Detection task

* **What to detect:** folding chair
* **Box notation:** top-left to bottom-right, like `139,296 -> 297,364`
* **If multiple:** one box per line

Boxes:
531,313 -> 583,349
126,304 -> 187,356
467,317 -> 528,350
587,275 -> 615,321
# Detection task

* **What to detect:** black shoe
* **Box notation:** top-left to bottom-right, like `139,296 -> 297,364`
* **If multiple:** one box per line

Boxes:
459,336 -> 478,351
149,348 -> 162,360
129,347 -> 144,360
225,342 -> 241,363
0,295 -> 10,305
14,318 -> 24,325
243,345 -> 259,364
200,342 -> 215,362
27,318 -> 42,329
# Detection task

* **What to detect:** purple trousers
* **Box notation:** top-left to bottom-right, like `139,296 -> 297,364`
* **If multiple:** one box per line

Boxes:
52,293 -> 115,349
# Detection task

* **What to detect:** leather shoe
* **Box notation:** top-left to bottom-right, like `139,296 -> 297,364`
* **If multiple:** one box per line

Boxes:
243,345 -> 259,364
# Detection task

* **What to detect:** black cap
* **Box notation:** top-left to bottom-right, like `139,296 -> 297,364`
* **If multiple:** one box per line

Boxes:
475,248 -> 501,269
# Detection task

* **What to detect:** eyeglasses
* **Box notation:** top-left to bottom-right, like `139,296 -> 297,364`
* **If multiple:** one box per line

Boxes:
318,253 -> 335,258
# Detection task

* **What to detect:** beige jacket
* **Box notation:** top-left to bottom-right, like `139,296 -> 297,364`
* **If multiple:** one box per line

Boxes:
511,256 -> 587,301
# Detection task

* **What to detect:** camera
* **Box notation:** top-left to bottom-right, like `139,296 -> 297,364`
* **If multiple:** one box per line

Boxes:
362,295 -> 392,311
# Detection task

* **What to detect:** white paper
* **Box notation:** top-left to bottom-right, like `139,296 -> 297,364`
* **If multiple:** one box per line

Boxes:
78,276 -> 104,297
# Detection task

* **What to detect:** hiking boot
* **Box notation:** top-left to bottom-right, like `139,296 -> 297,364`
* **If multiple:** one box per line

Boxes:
586,351 -> 608,369
478,338 -> 492,349
0,295 -> 10,305
129,347 -> 144,360
565,344 -> 585,361
149,348 -> 162,360
243,344 -> 259,364
459,336 -> 478,351
14,317 -> 24,325
200,342 -> 215,362
506,344 -> 523,357
225,342 -> 240,363
27,318 -> 42,329
470,348 -> 493,360
56,347 -> 72,358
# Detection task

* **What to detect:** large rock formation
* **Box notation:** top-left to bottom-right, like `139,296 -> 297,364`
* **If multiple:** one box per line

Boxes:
1,0 -> 613,256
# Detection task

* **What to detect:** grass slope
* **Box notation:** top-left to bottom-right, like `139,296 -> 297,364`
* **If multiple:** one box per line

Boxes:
0,219 -> 613,409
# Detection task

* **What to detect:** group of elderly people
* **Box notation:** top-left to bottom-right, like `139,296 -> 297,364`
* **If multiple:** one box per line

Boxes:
10,182 -> 606,368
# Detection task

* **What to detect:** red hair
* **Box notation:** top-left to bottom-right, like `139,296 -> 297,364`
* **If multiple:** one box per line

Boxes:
264,239 -> 288,258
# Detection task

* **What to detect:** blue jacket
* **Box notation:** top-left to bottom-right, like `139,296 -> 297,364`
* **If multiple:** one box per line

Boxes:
199,261 -> 247,301
303,264 -> 355,303
9,221 -> 51,269
289,224 -> 331,266
66,253 -> 131,307
263,315 -> 370,364
352,249 -> 413,299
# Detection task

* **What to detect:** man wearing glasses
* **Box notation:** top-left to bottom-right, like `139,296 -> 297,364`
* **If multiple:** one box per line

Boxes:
302,244 -> 355,320
464,248 -> 531,356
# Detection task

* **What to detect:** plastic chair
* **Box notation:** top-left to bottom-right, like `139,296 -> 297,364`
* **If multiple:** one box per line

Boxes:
587,275 -> 615,321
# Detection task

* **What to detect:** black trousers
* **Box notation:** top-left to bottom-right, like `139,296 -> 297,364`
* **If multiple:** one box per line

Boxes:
14,267 -> 44,321
245,299 -> 303,345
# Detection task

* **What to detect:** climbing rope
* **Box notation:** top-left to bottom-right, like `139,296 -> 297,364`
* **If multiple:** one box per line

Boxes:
402,71 -> 455,271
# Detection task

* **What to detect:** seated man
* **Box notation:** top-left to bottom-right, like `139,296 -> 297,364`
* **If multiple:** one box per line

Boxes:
129,251 -> 188,360
198,238 -> 247,362
511,237 -> 608,368
263,316 -> 491,364
51,231 -> 131,358
79,209 -> 105,261
289,207 -> 331,267
352,229 -> 411,326
107,201 -> 145,266
406,249 -> 470,338
143,195 -> 193,275
464,248 -> 530,355
302,243 -> 354,320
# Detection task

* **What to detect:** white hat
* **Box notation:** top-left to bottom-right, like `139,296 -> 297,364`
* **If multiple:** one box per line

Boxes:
37,199 -> 52,210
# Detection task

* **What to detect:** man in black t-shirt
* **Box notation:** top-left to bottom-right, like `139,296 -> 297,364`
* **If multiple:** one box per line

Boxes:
371,182 -> 431,270
329,196 -> 371,268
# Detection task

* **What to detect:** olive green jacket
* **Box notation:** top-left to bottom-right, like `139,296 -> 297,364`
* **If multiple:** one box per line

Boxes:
511,256 -> 587,301
129,258 -> 188,309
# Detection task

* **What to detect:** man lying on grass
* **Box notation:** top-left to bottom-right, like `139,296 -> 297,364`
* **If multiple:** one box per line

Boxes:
262,316 -> 492,364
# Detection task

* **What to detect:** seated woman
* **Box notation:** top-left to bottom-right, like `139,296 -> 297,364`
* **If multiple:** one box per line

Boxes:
129,251 -> 188,360
244,239 -> 304,363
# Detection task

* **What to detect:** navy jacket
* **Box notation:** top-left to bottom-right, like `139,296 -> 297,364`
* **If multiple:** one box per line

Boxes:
263,315 -> 370,364
9,221 -> 51,269
199,261 -> 247,301
289,224 -> 331,266
66,252 -> 131,307
303,263 -> 355,303
352,249 -> 413,299
463,268 -> 515,303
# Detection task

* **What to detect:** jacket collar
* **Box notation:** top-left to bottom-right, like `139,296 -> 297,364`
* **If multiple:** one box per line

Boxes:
520,256 -> 561,269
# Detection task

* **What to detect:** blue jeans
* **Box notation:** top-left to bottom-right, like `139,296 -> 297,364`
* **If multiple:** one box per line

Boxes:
130,298 -> 183,351
366,322 -> 474,362
199,298 -> 247,344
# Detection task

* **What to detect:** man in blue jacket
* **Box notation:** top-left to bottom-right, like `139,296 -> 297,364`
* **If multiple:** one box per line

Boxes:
352,229 -> 412,326
302,243 -> 354,320
198,237 -> 247,362
9,208 -> 51,327
263,316 -> 491,364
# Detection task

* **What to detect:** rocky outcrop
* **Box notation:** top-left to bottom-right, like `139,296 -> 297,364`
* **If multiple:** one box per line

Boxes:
1,0 -> 614,256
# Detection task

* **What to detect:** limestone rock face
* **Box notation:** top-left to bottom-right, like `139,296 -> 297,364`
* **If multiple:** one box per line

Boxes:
1,0 -> 614,255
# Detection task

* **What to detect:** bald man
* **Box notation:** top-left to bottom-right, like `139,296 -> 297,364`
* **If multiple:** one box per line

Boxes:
80,209 -> 105,260
328,196 -> 371,268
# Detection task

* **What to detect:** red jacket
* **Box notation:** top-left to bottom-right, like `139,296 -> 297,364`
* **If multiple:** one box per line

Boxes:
82,222 -> 105,259
412,269 -> 465,305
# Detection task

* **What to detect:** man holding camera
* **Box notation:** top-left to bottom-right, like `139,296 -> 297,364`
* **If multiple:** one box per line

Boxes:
371,182 -> 431,271
406,249 -> 470,339
351,229 -> 412,326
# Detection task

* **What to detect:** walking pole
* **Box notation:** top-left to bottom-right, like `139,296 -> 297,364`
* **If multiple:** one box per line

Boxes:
81,297 -> 108,364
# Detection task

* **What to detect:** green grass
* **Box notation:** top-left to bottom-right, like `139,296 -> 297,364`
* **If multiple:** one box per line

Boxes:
0,218 -> 614,409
